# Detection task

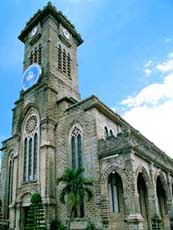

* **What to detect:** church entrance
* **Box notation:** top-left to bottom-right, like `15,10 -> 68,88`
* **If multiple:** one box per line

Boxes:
20,207 -> 29,230
23,207 -> 29,228
18,193 -> 32,230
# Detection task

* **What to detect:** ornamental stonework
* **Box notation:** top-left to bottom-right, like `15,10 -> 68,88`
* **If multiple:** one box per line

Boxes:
25,115 -> 38,135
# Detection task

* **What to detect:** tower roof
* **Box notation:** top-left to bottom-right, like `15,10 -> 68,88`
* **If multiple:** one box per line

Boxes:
18,1 -> 83,46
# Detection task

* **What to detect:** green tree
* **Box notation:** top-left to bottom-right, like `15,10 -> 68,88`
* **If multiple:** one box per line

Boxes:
57,168 -> 93,230
25,193 -> 46,230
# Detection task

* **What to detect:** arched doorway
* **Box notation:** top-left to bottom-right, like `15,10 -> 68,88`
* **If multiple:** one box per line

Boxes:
19,193 -> 32,230
156,176 -> 168,229
137,173 -> 150,229
108,171 -> 125,229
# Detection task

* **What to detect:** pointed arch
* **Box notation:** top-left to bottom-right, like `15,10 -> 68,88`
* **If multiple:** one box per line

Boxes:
154,170 -> 171,229
69,124 -> 83,169
69,124 -> 84,217
135,166 -> 152,192
104,126 -> 108,138
137,172 -> 150,229
154,170 -> 171,201
22,108 -> 40,182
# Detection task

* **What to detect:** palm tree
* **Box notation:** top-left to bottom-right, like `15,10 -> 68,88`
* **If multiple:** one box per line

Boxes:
57,168 -> 93,230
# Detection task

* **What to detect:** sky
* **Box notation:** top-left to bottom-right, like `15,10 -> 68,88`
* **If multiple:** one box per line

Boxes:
0,0 -> 173,163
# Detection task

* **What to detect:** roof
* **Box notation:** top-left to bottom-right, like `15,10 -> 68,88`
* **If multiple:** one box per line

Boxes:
66,95 -> 172,162
18,1 -> 83,46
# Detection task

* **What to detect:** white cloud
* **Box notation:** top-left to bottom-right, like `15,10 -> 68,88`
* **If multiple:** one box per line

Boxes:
121,54 -> 173,157
122,101 -> 173,156
122,74 -> 173,107
156,59 -> 173,72
144,60 -> 153,68
144,60 -> 153,76
144,68 -> 152,76
168,52 -> 173,58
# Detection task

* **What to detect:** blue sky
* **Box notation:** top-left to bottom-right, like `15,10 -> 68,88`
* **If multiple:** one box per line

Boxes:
1,0 -> 173,161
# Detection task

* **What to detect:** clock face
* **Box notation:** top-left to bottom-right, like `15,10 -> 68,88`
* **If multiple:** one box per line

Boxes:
62,28 -> 70,40
31,26 -> 38,37
22,63 -> 42,90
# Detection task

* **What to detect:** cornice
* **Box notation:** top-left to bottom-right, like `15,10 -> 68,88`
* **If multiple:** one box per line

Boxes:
18,2 -> 83,46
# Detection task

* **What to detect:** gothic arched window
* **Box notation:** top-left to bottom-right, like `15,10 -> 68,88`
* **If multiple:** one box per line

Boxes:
70,125 -> 83,169
70,125 -> 84,217
23,110 -> 40,182
8,152 -> 14,205
104,126 -> 108,138
110,129 -> 114,136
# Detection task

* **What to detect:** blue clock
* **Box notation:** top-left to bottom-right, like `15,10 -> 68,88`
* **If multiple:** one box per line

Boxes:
22,63 -> 42,90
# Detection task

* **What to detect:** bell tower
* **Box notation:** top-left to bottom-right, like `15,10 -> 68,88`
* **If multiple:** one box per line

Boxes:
18,2 -> 83,101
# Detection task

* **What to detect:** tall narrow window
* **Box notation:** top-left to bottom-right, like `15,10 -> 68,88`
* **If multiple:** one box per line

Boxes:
63,49 -> 66,74
7,152 -> 14,217
108,172 -> 124,214
77,134 -> 82,169
108,173 -> 119,213
34,47 -> 37,63
23,110 -> 40,182
110,130 -> 114,136
28,138 -> 32,180
30,51 -> 33,65
33,133 -> 38,179
71,126 -> 83,169
70,125 -> 84,217
38,44 -> 42,65
104,127 -> 108,138
23,138 -> 28,182
71,136 -> 76,169
67,53 -> 71,77
58,45 -> 62,71
8,160 -> 14,204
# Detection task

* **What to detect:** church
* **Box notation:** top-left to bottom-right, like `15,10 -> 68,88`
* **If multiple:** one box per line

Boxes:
1,2 -> 173,230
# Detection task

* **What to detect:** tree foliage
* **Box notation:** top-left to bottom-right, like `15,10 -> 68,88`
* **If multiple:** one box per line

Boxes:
25,193 -> 46,230
57,168 -> 93,229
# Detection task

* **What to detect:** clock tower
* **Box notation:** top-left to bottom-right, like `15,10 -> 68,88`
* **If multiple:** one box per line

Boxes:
0,3 -> 84,229
18,1 -> 83,101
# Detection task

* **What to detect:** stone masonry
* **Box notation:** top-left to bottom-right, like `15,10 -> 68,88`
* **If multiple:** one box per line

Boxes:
1,2 -> 173,230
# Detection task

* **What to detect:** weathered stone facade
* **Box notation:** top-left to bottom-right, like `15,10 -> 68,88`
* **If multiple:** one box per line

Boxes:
1,2 -> 173,230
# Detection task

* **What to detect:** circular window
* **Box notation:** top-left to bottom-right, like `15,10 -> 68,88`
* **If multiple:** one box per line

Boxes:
25,115 -> 38,134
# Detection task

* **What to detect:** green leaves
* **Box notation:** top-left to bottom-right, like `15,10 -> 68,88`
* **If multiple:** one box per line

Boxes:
25,193 -> 46,230
57,168 -> 94,229
57,168 -> 93,206
31,193 -> 42,205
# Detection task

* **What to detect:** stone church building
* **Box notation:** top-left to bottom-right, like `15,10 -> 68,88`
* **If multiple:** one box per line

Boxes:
1,2 -> 173,230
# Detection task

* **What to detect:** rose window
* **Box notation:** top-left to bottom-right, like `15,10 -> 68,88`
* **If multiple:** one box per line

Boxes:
25,115 -> 38,134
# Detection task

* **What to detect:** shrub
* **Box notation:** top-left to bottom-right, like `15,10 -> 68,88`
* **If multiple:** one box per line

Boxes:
86,221 -> 95,230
